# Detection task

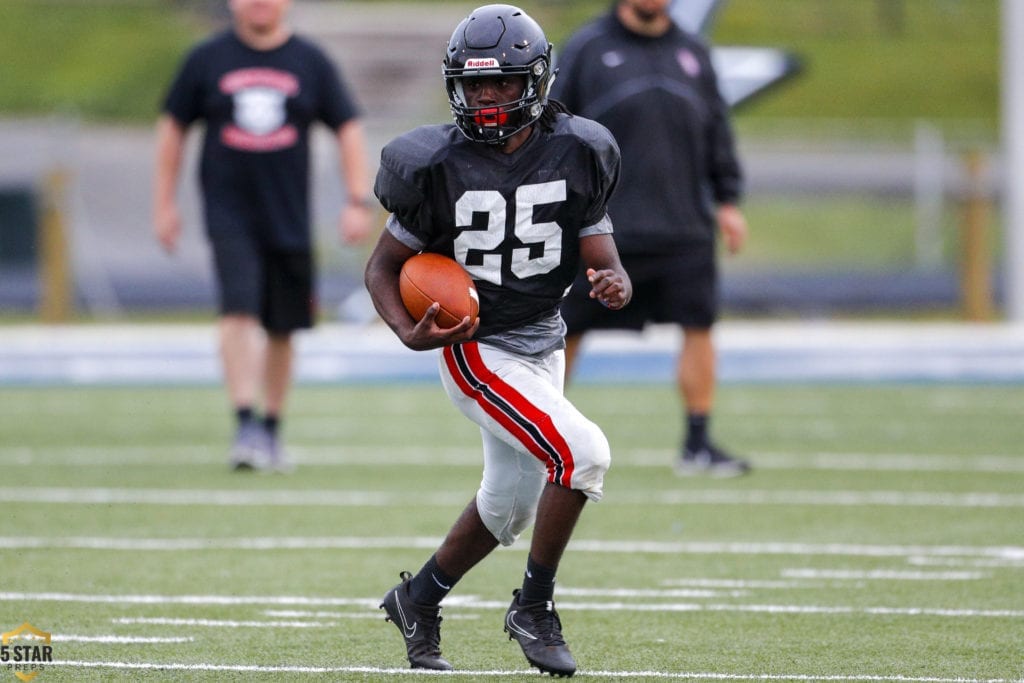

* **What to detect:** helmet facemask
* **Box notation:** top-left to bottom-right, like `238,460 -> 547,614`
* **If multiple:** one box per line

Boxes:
446,60 -> 550,144
443,5 -> 554,145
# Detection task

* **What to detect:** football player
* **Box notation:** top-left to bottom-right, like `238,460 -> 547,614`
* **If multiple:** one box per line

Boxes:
364,4 -> 631,677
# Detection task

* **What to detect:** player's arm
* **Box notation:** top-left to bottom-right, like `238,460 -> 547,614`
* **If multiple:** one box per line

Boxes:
364,230 -> 478,351
336,119 -> 373,245
579,233 -> 631,310
153,114 -> 187,253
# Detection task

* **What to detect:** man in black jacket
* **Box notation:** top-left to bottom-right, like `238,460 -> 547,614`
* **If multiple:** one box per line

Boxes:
554,0 -> 751,476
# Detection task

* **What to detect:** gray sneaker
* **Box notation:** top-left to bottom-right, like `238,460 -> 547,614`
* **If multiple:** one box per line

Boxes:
229,421 -> 270,471
265,433 -> 294,473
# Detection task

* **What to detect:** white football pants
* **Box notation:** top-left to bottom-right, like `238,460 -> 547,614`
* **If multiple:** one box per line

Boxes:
439,341 -> 611,545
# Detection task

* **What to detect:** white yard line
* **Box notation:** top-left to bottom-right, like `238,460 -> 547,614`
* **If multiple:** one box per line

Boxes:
0,592 -> 376,607
748,452 -> 1024,473
660,578 -> 804,589
2,486 -> 1023,508
112,617 -> 337,628
1,592 -> 1021,619
0,487 -> 465,507
907,556 -> 1024,568
780,568 -> 986,581
0,535 -> 446,551
565,540 -> 1024,559
618,490 -> 1024,507
451,599 -> 1024,618
2,447 -> 1022,474
45,660 -> 1018,681
262,609 -> 480,620
554,587 -> 738,599
52,634 -> 193,643
1,537 -> 1021,561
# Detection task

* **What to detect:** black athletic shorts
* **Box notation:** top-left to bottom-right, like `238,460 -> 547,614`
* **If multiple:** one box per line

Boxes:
561,244 -> 718,334
209,231 -> 315,334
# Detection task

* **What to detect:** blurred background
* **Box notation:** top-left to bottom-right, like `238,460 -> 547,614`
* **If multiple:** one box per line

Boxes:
0,0 -> 1006,324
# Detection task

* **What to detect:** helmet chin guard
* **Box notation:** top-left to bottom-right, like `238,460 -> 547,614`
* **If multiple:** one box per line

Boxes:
443,4 -> 554,144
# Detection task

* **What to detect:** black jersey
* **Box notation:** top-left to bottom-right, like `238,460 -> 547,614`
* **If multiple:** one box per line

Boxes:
375,114 -> 620,341
551,13 -> 742,254
162,30 -> 359,250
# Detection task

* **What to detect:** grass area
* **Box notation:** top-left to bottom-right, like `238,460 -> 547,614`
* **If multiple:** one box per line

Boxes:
0,382 -> 1021,680
733,194 -> 1002,270
0,1 -> 203,121
0,0 -> 1000,138
712,0 -> 999,131
736,196 -> 919,268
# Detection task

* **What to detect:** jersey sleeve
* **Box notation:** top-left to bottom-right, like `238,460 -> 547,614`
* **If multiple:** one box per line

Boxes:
374,154 -> 428,241
308,41 -> 361,129
559,115 -> 621,232
373,126 -> 452,245
383,214 -> 426,251
161,44 -> 206,126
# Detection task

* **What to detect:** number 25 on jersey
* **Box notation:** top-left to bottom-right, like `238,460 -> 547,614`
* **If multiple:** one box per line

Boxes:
453,180 -> 566,285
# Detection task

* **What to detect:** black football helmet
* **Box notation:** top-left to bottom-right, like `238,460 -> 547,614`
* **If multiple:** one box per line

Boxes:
443,4 -> 555,144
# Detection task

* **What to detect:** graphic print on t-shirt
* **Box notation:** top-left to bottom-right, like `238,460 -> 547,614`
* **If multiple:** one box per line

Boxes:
219,67 -> 299,151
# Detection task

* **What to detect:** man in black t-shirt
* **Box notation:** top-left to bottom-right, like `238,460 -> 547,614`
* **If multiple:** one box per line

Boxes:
154,0 -> 372,472
554,0 -> 752,476
365,5 -> 630,676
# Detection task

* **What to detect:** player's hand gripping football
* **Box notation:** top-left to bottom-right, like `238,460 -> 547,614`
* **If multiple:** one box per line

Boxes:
402,303 -> 479,351
586,268 -> 631,310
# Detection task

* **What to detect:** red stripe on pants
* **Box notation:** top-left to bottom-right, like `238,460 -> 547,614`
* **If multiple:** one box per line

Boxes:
443,342 -> 575,487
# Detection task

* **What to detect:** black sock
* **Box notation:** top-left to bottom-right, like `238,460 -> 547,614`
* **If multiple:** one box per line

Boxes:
236,407 -> 256,427
686,413 -> 709,451
408,554 -> 458,607
263,415 -> 279,437
519,554 -> 557,604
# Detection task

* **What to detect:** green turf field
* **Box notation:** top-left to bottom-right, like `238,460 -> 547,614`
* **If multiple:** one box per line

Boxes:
1,383 -> 1021,681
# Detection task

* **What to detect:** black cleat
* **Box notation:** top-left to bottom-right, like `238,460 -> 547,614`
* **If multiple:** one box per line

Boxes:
504,589 -> 576,678
380,571 -> 452,671
675,443 -> 751,478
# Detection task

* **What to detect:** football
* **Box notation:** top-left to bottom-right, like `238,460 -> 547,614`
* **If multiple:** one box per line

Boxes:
399,253 -> 479,328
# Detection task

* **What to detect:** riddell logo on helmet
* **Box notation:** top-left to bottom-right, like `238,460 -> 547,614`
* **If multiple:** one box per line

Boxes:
465,58 -> 500,68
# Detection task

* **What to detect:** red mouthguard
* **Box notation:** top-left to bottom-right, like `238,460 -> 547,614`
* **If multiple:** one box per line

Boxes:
472,107 -> 508,127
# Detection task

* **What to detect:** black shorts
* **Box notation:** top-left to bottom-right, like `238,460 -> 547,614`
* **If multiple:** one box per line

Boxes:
209,232 -> 315,334
561,246 -> 718,334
